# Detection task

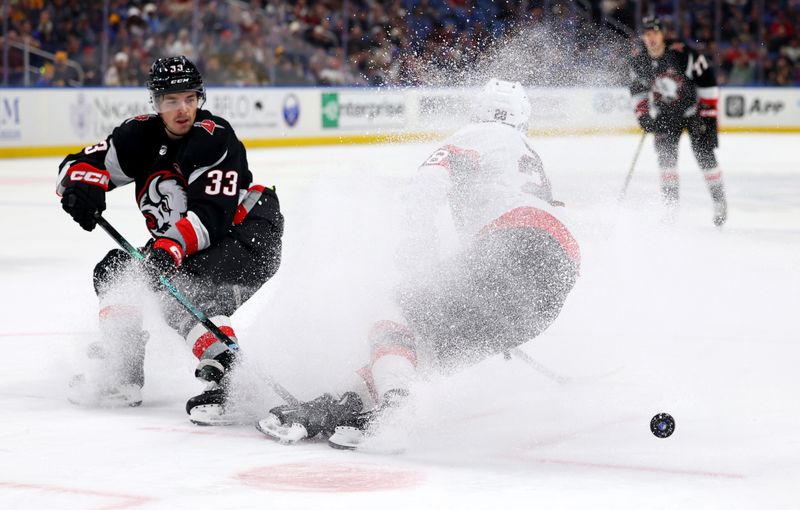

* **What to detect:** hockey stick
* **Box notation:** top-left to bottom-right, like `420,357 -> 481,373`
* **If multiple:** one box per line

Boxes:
511,347 -> 626,384
509,347 -> 570,385
616,132 -> 647,203
94,213 -> 299,405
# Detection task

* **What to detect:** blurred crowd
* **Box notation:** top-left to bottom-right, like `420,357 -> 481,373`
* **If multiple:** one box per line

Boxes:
636,0 -> 800,85
1,0 -> 799,87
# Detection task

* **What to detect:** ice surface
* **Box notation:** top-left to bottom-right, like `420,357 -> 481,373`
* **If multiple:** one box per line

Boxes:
1,134 -> 798,509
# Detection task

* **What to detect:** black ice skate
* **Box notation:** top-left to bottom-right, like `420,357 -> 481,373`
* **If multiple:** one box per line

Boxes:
186,378 -> 233,425
256,392 -> 364,444
328,388 -> 409,451
186,353 -> 242,426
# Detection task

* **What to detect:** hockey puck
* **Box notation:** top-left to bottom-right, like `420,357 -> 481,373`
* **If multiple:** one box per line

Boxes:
650,413 -> 675,438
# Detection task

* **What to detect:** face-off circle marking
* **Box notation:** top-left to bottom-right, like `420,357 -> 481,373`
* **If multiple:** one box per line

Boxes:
236,462 -> 425,492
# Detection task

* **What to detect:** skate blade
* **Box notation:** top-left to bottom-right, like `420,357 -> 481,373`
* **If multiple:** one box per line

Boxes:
67,395 -> 143,408
68,376 -> 142,408
255,414 -> 309,443
188,404 -> 247,426
329,426 -> 408,455
328,426 -> 364,450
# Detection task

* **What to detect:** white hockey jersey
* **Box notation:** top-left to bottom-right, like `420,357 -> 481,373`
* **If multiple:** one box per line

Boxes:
406,122 -> 579,266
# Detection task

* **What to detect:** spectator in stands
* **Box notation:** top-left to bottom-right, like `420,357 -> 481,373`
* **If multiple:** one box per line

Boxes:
273,47 -> 311,86
104,51 -> 136,86
3,0 -> 800,88
75,15 -> 97,51
307,20 -> 340,50
0,29 -> 25,84
232,56 -> 260,86
768,10 -> 793,53
17,19 -> 42,51
770,55 -> 795,86
52,50 -> 79,86
35,62 -> 55,87
125,6 -> 148,39
202,55 -> 228,86
727,54 -> 755,85
79,46 -> 102,85
169,28 -> 193,57
33,9 -> 56,50
142,3 -> 162,34
316,54 -> 348,85
780,37 -> 800,64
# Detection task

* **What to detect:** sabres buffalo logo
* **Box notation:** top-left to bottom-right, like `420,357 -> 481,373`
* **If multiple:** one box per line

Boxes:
653,72 -> 684,104
137,171 -> 188,235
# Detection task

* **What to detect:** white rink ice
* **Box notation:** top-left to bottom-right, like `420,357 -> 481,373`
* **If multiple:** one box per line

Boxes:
1,133 -> 798,509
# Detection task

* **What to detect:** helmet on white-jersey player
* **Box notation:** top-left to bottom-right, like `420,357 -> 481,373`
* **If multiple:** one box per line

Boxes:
471,78 -> 531,132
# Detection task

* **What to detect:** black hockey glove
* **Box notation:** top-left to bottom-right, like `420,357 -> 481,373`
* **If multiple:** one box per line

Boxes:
61,182 -> 106,231
634,98 -> 656,133
697,115 -> 719,148
638,114 -> 656,133
144,238 -> 184,284
697,97 -> 719,148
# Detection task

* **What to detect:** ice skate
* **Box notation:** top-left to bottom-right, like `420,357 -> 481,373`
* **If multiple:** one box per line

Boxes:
659,183 -> 679,225
68,373 -> 143,408
256,412 -> 310,443
68,334 -> 147,408
713,199 -> 727,227
185,377 -> 240,425
256,392 -> 364,443
186,363 -> 251,426
660,201 -> 679,225
328,388 -> 409,452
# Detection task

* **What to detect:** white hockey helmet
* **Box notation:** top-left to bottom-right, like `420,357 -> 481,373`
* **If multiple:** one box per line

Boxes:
471,79 -> 531,132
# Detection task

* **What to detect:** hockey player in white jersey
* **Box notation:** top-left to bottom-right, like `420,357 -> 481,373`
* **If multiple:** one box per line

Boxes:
258,79 -> 580,449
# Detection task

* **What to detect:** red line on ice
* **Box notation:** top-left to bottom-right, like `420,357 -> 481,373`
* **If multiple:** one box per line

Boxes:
236,462 -> 426,492
503,449 -> 745,479
0,331 -> 92,337
140,426 -> 255,438
0,177 -> 52,185
0,482 -> 155,510
530,457 -> 746,479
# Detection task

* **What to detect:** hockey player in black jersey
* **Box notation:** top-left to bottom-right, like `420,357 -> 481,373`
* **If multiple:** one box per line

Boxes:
630,16 -> 728,226
57,56 -> 283,424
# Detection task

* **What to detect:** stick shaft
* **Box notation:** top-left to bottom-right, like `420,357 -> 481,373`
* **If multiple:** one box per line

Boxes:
510,347 -> 570,384
95,214 -> 298,404
617,132 -> 647,203
95,215 -> 233,348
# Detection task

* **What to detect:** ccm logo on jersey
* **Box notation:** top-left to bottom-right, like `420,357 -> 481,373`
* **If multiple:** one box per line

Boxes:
68,164 -> 110,191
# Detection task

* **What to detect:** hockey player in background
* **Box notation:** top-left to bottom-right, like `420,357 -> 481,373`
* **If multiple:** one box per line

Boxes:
257,79 -> 580,450
57,56 -> 283,424
630,16 -> 728,226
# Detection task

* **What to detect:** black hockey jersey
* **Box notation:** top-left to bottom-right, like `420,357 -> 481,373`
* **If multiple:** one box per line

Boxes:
57,109 -> 252,257
629,41 -> 717,120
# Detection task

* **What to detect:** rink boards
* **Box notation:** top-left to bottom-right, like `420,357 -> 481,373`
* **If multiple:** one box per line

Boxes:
0,86 -> 798,158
